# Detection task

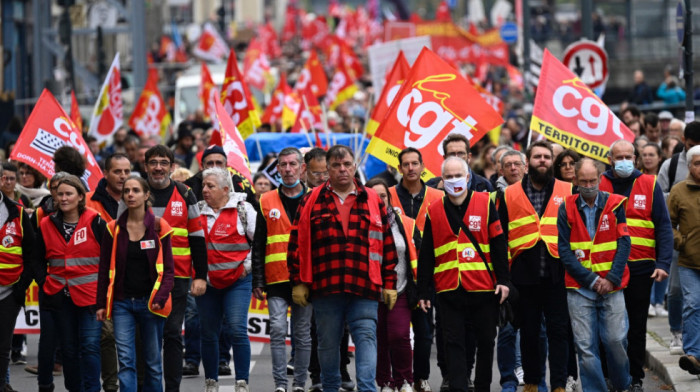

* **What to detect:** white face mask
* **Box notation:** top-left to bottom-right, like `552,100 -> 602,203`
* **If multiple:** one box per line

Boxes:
444,177 -> 468,197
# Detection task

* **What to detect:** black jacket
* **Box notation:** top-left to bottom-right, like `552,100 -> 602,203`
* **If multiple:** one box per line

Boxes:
88,178 -> 119,220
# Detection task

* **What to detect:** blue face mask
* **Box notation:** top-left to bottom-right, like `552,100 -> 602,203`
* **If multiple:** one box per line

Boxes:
281,178 -> 301,188
614,159 -> 635,178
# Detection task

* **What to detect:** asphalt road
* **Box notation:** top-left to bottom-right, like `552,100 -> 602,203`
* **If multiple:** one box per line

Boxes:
7,334 -> 672,391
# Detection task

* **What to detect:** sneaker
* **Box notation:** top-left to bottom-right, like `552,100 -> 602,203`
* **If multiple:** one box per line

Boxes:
292,387 -> 305,392
565,376 -> 577,392
275,388 -> 286,392
515,367 -> 525,385
235,380 -> 249,392
10,351 -> 26,365
309,382 -> 323,392
655,304 -> 668,317
415,379 -> 432,392
647,304 -> 656,317
670,331 -> 684,355
204,379 -> 219,392
219,363 -> 232,376
399,381 -> 412,392
340,380 -> 355,391
380,384 -> 394,392
439,379 -> 448,392
183,362 -> 200,376
629,382 -> 644,392
679,355 -> 700,375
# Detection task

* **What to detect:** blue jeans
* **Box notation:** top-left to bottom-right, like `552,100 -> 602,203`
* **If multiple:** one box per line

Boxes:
650,278 -> 668,306
497,323 -> 520,390
668,251 -> 684,333
679,266 -> 700,357
112,298 -> 165,392
195,274 -> 252,381
52,296 -> 103,392
567,291 -> 630,392
268,296 -> 312,388
184,294 -> 235,366
313,294 -> 378,392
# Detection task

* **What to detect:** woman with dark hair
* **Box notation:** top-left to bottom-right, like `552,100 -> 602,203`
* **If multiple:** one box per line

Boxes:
35,174 -> 107,392
553,150 -> 580,183
16,163 -> 49,207
96,175 -> 174,392
640,143 -> 664,175
365,177 -> 419,392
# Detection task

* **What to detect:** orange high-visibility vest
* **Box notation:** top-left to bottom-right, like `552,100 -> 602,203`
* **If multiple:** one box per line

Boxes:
389,185 -> 444,233
85,192 -> 112,221
105,219 -> 173,319
564,193 -> 630,291
396,214 -> 418,281
159,186 -> 193,278
296,185 -> 384,285
260,190 -> 293,285
428,193 -> 495,293
201,207 -> 250,289
41,209 -> 101,307
0,206 -> 24,286
599,174 -> 656,262
504,179 -> 572,260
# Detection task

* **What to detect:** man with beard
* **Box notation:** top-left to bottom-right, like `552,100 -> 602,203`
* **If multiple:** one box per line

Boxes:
498,141 -> 572,392
144,145 -> 208,392
599,140 -> 672,391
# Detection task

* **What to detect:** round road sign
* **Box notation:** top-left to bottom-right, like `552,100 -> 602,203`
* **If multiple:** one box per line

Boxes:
562,40 -> 609,90
499,22 -> 518,44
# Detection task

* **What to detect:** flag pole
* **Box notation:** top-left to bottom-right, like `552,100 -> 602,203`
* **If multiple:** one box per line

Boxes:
355,91 -> 374,165
300,95 -> 315,148
320,102 -> 331,148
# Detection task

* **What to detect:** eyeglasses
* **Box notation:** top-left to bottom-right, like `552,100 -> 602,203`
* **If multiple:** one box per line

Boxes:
147,160 -> 171,168
446,151 -> 468,158
310,171 -> 329,178
503,162 -> 524,169
2,176 -> 16,182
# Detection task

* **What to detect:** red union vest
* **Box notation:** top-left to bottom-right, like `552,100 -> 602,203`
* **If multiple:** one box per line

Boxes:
105,219 -> 173,319
599,174 -> 656,262
389,185 -> 444,234
260,190 -> 293,285
41,209 -> 101,307
297,185 -> 384,285
159,185 -> 193,278
564,193 -> 630,291
201,207 -> 250,289
428,193 -> 495,293
0,206 -> 24,286
396,214 -> 419,281
504,179 -> 572,260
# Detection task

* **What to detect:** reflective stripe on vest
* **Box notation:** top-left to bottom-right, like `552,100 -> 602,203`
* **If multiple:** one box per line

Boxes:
428,193 -> 495,293
158,187 -> 193,278
397,214 -> 419,281
599,174 -> 656,261
504,179 -> 571,260
105,221 -> 173,320
41,209 -> 101,307
389,185 -> 444,234
202,207 -> 250,289
0,208 -> 23,286
564,193 -> 630,292
261,190 -> 293,285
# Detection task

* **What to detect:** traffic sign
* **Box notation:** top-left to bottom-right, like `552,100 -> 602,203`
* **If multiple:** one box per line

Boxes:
499,22 -> 518,44
562,40 -> 609,90
677,2 -> 685,45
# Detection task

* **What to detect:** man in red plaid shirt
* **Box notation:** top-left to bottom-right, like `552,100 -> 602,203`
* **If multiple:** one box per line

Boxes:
287,145 -> 398,392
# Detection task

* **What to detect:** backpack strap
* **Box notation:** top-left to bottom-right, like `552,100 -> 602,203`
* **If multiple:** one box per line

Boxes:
668,152 -> 680,191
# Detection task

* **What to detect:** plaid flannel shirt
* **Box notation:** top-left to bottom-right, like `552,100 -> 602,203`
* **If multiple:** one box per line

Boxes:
287,181 -> 397,301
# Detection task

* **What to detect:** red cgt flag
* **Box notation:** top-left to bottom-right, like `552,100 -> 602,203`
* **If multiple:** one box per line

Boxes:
291,86 -> 323,133
70,90 -> 82,133
366,51 -> 411,137
11,89 -> 103,190
531,49 -> 634,162
243,38 -> 273,91
88,53 -> 122,143
211,98 -> 252,182
129,70 -> 171,140
262,73 -> 292,129
221,50 -> 261,139
199,62 -> 219,122
295,50 -> 328,98
324,62 -> 358,111
193,23 -> 229,63
366,47 -> 504,180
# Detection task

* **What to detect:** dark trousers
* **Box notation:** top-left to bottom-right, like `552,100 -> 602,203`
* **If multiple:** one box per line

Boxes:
624,274 -> 654,385
38,290 -> 61,388
411,305 -> 434,380
516,278 -> 569,389
437,290 -> 498,392
0,295 -> 21,390
164,278 -> 189,392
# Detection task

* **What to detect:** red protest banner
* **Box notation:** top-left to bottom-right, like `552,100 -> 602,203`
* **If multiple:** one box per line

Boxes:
211,98 -> 252,182
221,50 -> 261,139
129,71 -> 171,140
366,47 -> 503,179
531,49 -> 634,162
11,89 -> 103,190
